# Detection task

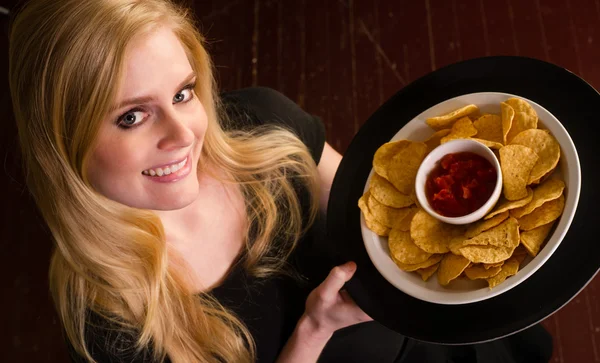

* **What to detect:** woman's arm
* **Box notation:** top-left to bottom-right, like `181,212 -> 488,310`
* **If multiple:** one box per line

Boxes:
276,262 -> 372,363
275,143 -> 367,363
275,315 -> 332,363
317,142 -> 343,213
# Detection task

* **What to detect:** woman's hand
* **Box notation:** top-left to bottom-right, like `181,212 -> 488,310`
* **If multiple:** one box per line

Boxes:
303,261 -> 372,340
276,261 -> 372,363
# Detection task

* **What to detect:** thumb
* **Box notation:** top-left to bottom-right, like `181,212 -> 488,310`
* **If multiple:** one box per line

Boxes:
318,261 -> 357,301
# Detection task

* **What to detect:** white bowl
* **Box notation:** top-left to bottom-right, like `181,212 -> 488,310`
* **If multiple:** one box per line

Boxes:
415,139 -> 503,225
361,92 -> 581,305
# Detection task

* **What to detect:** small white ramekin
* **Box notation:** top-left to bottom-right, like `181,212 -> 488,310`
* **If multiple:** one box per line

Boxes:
415,139 -> 503,225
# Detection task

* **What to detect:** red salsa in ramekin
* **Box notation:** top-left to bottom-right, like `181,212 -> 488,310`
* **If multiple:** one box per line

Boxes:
425,152 -> 497,217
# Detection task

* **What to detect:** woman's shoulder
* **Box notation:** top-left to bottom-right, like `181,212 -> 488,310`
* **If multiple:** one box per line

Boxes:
220,87 -> 305,122
220,87 -> 326,163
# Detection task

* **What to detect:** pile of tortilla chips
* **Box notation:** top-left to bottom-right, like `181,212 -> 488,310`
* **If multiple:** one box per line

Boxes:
358,98 -> 566,289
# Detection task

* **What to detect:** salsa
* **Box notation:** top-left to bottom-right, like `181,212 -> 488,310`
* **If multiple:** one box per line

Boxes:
426,152 -> 497,217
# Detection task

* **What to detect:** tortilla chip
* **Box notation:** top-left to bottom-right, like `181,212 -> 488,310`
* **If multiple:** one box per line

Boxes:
393,205 -> 419,231
470,138 -> 503,149
358,192 -> 390,236
513,244 -> 529,257
504,98 -> 538,144
424,129 -> 451,154
501,102 -> 515,145
464,264 -> 502,280
487,256 -> 521,288
440,117 -> 478,143
485,188 -> 533,219
458,217 -> 520,249
473,114 -> 503,144
499,145 -> 539,201
513,250 -> 528,265
368,195 -> 415,228
484,262 -> 504,269
387,141 -> 428,194
388,228 -> 432,264
518,194 -> 565,231
373,140 -> 410,180
459,243 -> 515,265
426,104 -> 479,130
520,222 -> 555,256
506,114 -> 537,144
465,211 -> 510,239
438,253 -> 471,285
416,263 -> 439,281
505,97 -> 538,118
393,254 -> 444,272
509,129 -> 561,184
410,209 -> 465,254
510,179 -> 565,219
369,173 -> 415,208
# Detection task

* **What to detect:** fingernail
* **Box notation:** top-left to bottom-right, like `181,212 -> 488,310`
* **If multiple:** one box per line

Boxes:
343,261 -> 357,272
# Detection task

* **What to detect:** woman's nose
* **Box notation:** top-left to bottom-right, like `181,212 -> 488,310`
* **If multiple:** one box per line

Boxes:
156,110 -> 195,151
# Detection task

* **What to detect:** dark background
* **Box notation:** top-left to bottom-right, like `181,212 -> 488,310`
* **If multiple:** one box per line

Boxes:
1,0 -> 598,362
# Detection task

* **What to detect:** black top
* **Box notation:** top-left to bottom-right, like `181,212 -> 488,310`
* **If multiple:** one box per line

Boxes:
69,87 -> 406,363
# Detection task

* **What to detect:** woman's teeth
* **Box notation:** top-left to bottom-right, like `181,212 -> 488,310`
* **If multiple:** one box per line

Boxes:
142,158 -> 187,177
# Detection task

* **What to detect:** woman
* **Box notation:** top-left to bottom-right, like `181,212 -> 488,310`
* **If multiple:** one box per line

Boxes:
8,0 -> 406,362
9,1 -> 554,362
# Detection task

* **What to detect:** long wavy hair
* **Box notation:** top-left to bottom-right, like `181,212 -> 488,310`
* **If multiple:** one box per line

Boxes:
9,0 -> 319,362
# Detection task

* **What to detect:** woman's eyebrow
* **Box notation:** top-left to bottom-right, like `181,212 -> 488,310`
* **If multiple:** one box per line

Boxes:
112,72 -> 197,111
174,72 -> 197,91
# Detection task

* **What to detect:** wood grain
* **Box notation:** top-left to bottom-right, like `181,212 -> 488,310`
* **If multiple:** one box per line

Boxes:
1,0 -> 598,361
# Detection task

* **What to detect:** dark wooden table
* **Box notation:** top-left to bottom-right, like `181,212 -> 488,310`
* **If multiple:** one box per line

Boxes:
1,1 -> 599,361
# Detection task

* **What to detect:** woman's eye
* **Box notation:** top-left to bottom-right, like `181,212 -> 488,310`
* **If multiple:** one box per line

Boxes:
117,109 -> 146,128
173,87 -> 193,104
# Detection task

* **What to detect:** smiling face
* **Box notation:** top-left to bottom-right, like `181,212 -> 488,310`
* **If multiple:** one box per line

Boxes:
87,26 -> 207,210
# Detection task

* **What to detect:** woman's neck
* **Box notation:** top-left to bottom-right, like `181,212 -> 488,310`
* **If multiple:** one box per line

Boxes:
154,164 -> 247,291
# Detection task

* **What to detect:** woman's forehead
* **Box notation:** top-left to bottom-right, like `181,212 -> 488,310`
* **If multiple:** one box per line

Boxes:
115,26 -> 193,103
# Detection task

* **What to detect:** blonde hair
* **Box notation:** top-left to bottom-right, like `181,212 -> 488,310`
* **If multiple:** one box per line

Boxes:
9,0 -> 319,362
